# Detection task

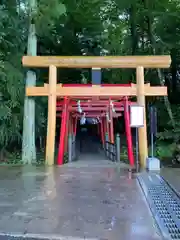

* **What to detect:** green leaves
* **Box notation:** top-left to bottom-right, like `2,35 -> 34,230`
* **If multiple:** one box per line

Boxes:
0,3 -> 25,150
35,0 -> 66,35
0,104 -> 11,120
37,0 -> 66,18
56,2 -> 66,16
1,0 -> 180,160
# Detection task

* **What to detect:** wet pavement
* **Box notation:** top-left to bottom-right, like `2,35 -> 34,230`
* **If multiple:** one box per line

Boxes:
138,171 -> 180,239
0,161 -> 161,240
161,167 -> 180,196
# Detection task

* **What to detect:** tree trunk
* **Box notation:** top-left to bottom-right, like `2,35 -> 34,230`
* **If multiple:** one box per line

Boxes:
129,4 -> 138,55
22,0 -> 37,164
143,0 -> 175,128
128,4 -> 138,80
170,48 -> 178,103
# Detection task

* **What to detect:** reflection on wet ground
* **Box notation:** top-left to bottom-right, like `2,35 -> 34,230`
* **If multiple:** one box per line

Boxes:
0,161 -> 161,240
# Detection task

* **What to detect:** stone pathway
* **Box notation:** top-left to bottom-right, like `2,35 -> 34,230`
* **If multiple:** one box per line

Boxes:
0,162 -> 160,240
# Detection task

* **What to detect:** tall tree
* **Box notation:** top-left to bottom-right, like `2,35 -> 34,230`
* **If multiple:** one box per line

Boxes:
22,0 -> 37,164
22,0 -> 66,164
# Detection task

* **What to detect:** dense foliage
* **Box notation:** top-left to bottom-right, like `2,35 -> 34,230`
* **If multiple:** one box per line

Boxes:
1,0 -> 180,162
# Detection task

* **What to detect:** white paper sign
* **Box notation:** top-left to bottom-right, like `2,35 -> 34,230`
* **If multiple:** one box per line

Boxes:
130,105 -> 144,127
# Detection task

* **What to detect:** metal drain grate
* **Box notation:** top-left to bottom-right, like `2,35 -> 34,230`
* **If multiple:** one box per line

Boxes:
138,174 -> 180,239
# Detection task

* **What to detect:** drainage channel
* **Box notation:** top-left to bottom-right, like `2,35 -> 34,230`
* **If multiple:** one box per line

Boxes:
138,173 -> 180,240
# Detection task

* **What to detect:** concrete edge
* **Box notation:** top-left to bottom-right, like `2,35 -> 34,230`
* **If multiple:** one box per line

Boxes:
0,232 -> 97,240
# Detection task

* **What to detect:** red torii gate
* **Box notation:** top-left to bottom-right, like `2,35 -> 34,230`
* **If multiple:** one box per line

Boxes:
56,84 -> 137,167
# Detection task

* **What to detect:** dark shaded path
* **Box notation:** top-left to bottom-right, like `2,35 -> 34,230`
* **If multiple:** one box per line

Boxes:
75,126 -> 108,165
76,128 -> 101,154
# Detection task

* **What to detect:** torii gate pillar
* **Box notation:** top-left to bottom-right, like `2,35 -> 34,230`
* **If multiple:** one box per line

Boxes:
136,66 -> 148,169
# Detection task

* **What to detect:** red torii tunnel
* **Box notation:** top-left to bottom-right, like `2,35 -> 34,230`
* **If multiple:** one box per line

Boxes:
56,83 -> 136,167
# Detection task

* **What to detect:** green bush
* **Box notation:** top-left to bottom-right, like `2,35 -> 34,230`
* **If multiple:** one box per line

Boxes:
154,142 -> 175,159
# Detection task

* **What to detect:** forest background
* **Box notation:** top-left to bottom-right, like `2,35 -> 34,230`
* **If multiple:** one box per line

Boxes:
0,0 -> 180,164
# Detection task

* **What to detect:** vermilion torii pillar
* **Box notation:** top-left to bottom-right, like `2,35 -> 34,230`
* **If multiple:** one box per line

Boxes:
22,55 -> 171,169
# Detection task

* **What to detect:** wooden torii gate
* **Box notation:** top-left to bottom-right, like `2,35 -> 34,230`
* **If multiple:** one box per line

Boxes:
22,55 -> 171,169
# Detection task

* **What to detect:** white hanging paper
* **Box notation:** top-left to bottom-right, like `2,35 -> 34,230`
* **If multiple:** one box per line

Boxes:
130,105 -> 144,128
80,116 -> 86,125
